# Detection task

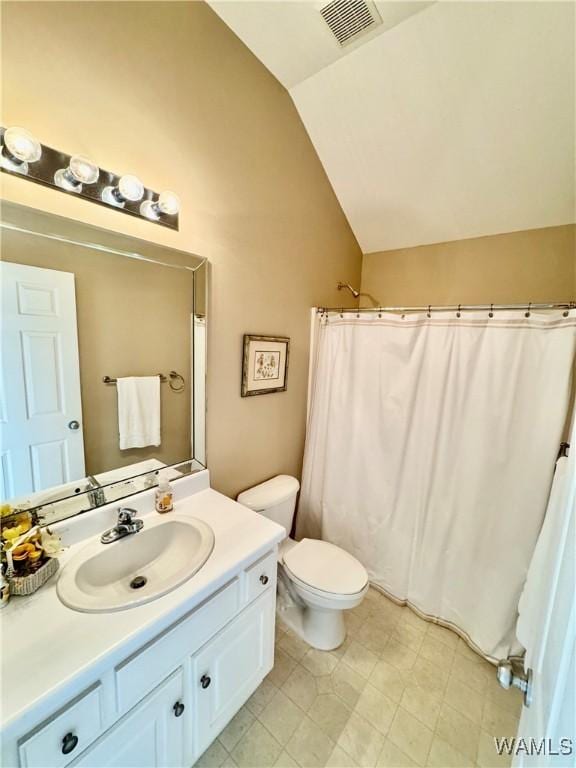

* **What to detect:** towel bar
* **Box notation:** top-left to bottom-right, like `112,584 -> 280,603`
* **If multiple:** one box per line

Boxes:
102,374 -> 167,384
102,371 -> 185,392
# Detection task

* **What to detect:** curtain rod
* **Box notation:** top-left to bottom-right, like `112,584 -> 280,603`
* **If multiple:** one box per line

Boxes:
317,302 -> 576,316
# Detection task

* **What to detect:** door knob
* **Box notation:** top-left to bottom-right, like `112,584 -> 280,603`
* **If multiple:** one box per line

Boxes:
68,420 -> 80,430
497,660 -> 533,707
200,674 -> 211,689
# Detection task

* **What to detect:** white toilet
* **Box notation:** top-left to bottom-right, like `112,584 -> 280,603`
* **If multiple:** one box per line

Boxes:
237,475 -> 368,650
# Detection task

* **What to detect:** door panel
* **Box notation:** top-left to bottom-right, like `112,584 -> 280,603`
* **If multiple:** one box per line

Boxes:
71,671 -> 185,768
30,440 -> 70,491
21,331 -> 65,417
1,263 -> 85,496
0,451 -> 14,499
192,591 -> 275,758
17,281 -> 60,316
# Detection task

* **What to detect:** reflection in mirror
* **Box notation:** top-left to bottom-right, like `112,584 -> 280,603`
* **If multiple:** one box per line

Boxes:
1,203 -> 207,525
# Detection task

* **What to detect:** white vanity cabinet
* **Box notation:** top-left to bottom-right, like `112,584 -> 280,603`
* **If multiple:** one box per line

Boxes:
71,671 -> 186,768
8,547 -> 278,768
192,588 -> 275,756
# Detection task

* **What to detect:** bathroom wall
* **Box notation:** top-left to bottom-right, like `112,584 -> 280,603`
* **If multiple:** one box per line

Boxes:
2,224 -> 194,475
0,1 -> 362,498
361,225 -> 576,307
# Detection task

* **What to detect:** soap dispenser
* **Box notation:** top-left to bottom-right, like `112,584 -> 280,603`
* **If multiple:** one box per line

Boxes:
155,473 -> 174,513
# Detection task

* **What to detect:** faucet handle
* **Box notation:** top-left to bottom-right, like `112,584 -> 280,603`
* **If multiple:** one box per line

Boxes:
118,507 -> 138,524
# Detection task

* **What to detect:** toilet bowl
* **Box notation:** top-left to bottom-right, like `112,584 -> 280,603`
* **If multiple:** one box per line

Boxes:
237,475 -> 368,650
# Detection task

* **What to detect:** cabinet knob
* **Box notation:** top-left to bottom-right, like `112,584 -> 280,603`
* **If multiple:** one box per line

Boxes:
173,701 -> 185,717
61,732 -> 79,755
200,674 -> 211,689
259,574 -> 269,585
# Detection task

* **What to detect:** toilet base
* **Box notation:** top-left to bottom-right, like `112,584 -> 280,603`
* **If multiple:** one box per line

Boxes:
278,603 -> 346,651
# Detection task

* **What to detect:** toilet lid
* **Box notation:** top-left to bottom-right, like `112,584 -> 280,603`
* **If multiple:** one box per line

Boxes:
283,539 -> 368,595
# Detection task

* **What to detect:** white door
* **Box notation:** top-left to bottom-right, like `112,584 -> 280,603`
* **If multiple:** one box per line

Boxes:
71,671 -> 185,768
1,262 -> 85,498
507,423 -> 575,766
192,592 -> 275,759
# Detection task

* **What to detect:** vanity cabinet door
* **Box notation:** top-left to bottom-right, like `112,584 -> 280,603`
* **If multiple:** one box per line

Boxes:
71,671 -> 185,768
192,590 -> 275,758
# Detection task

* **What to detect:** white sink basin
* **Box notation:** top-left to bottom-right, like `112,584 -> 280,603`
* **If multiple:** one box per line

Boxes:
57,515 -> 215,613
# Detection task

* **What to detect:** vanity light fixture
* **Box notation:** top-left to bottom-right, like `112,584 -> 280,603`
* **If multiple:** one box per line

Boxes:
0,126 -> 180,229
102,174 -> 144,207
141,191 -> 181,220
0,126 -> 42,174
54,154 -> 100,193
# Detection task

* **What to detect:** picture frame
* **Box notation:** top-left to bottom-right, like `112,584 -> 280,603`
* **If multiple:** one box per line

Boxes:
241,334 -> 290,397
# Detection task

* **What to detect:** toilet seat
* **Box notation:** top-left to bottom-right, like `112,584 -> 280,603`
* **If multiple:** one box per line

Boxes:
282,538 -> 368,597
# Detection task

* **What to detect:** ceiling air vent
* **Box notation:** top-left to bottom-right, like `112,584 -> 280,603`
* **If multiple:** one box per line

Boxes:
320,0 -> 382,47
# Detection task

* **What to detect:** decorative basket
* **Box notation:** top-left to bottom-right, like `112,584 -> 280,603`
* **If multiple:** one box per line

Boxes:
9,557 -> 59,596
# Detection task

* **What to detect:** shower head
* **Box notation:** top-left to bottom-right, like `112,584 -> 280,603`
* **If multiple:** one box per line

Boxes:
337,281 -> 360,299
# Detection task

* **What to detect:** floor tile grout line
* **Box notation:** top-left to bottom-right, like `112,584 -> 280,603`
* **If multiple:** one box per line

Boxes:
198,587 -> 519,768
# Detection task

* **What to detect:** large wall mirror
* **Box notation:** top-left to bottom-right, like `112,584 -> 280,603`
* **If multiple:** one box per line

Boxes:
1,202 -> 207,524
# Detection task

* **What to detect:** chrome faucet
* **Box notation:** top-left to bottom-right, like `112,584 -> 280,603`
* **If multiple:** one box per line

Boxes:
86,475 -> 106,507
101,507 -> 144,544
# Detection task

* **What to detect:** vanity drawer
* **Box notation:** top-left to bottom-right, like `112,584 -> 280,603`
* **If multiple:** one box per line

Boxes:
19,685 -> 104,768
244,550 -> 276,604
115,578 -> 239,713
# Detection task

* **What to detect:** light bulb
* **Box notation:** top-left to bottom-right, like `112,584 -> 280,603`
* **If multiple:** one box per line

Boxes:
118,175 -> 144,201
102,174 -> 144,207
1,127 -> 42,173
140,190 -> 181,220
69,155 -> 99,184
157,191 -> 180,215
54,154 -> 99,192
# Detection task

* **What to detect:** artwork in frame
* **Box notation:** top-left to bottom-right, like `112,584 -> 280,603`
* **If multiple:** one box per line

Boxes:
241,335 -> 290,397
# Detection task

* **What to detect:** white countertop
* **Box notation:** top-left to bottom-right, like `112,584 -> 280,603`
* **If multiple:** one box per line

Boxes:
0,471 -> 284,738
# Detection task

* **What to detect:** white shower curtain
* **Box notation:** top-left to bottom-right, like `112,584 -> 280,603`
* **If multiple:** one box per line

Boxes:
298,309 -> 576,660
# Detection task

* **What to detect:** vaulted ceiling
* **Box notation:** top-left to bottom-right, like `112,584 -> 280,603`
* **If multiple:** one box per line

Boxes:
209,1 -> 575,253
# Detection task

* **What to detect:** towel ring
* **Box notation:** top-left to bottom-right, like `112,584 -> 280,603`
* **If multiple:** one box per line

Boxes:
169,371 -> 185,392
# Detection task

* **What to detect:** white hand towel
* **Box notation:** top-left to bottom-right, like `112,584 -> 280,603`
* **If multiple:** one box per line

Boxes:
117,376 -> 161,450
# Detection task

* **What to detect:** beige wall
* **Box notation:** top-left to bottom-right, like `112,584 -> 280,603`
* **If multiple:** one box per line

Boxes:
2,223 -> 194,475
0,1 -> 362,498
361,225 -> 576,307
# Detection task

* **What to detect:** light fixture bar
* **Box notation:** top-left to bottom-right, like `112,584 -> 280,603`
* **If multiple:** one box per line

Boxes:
0,127 -> 180,231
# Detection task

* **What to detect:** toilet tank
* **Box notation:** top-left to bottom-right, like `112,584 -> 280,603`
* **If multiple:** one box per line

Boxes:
237,475 -> 300,536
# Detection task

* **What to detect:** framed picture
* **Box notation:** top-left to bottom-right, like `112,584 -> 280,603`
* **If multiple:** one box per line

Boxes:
241,334 -> 290,397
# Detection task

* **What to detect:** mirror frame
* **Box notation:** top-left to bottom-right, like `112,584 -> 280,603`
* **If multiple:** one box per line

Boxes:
0,201 -> 208,524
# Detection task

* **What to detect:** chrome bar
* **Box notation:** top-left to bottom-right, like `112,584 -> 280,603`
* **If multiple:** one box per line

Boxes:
317,302 -> 576,315
103,374 -> 168,384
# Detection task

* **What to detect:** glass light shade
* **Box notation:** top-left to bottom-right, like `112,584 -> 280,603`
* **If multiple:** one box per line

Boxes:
69,155 -> 99,184
157,191 -> 180,216
3,127 -> 42,163
118,174 -> 144,202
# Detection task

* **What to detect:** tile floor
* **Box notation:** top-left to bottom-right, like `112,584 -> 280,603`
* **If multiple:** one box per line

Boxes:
195,587 -> 523,768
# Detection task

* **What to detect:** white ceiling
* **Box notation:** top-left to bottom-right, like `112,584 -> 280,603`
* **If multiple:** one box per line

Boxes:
209,1 -> 576,253
209,1 -> 434,88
